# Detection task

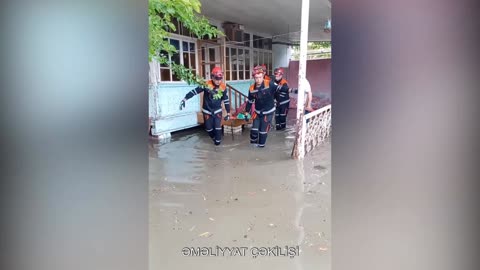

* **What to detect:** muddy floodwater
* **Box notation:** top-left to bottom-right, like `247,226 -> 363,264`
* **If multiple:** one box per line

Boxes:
149,122 -> 331,270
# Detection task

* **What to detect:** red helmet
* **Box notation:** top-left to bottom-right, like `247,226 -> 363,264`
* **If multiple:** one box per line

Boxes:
252,65 -> 264,77
274,67 -> 284,75
211,67 -> 223,80
261,64 -> 267,72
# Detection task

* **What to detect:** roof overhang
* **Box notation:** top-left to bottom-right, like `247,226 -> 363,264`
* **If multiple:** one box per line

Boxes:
200,0 -> 331,42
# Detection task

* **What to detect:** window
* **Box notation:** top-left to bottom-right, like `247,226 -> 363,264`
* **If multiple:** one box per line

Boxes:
238,49 -> 244,80
226,48 -> 231,81
252,35 -> 272,50
267,53 -> 272,74
259,52 -> 263,68
201,47 -> 206,78
224,46 -> 273,80
158,37 -> 197,82
182,41 -> 196,73
253,35 -> 261,48
231,48 -> 237,80
167,18 -> 193,37
224,32 -> 272,81
245,49 -> 250,78
244,33 -> 250,47
263,38 -> 272,50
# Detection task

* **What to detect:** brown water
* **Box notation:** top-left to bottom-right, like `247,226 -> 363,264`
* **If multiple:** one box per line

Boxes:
149,124 -> 331,270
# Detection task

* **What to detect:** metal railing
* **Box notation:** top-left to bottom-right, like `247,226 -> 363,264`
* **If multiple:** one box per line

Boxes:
303,104 -> 332,154
226,83 -> 248,113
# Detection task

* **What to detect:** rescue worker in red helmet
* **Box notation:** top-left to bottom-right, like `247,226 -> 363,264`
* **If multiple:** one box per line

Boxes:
272,67 -> 290,130
261,64 -> 271,80
179,67 -> 231,145
253,65 -> 270,81
244,66 -> 288,147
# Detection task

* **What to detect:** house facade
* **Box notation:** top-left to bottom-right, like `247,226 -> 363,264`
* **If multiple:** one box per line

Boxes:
149,0 -> 331,136
149,19 -> 293,136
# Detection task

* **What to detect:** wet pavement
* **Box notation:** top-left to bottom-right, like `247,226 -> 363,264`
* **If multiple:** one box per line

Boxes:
149,122 -> 331,270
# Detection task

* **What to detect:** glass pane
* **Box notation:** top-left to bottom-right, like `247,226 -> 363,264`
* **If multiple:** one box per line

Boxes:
253,35 -> 260,48
160,69 -> 171,81
226,48 -> 230,70
253,51 -> 258,66
244,49 -> 250,66
268,53 -> 272,74
174,19 -> 181,34
209,48 -> 215,62
190,42 -> 195,52
226,70 -> 231,81
232,71 -> 237,80
172,72 -> 180,81
189,53 -> 195,69
201,47 -> 205,61
170,39 -> 180,50
262,38 -> 268,49
159,50 -> 169,67
183,53 -> 189,68
171,52 -> 180,65
231,48 -> 237,71
238,49 -> 244,71
235,31 -> 243,42
244,33 -> 250,47
182,41 -> 188,52
259,52 -> 263,67
239,70 -> 244,80
265,53 -> 268,72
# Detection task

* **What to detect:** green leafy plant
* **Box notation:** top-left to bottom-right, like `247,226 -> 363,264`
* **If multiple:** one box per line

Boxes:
149,0 -> 224,86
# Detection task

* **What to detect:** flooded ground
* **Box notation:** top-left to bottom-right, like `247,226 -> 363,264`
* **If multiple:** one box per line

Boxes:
149,120 -> 331,270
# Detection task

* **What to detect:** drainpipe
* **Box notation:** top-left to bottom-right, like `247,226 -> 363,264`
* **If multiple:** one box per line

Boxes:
293,0 -> 309,159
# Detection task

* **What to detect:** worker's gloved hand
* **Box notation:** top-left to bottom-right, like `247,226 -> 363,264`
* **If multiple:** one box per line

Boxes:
224,115 -> 230,121
244,112 -> 251,121
179,100 -> 185,110
292,88 -> 298,94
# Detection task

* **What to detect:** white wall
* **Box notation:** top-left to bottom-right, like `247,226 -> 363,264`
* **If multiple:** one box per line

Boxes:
273,44 -> 291,68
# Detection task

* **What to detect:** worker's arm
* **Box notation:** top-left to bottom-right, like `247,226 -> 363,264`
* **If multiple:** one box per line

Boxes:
245,90 -> 255,113
279,82 -> 290,94
221,90 -> 231,120
184,86 -> 204,100
180,87 -> 204,110
305,89 -> 313,112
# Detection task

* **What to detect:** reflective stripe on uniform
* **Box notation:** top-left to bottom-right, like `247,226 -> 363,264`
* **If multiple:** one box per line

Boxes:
263,107 -> 276,114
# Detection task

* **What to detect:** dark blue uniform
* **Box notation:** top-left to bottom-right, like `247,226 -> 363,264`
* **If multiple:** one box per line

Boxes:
246,79 -> 288,147
184,81 -> 230,145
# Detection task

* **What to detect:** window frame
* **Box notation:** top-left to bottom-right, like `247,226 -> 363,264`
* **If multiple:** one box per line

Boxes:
158,34 -> 199,83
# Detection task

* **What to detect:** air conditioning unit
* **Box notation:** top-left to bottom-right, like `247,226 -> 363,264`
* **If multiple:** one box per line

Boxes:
222,22 -> 244,42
